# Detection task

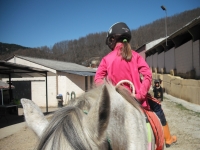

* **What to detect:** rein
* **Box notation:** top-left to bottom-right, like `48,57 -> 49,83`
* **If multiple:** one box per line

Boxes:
116,80 -> 135,97
116,80 -> 142,105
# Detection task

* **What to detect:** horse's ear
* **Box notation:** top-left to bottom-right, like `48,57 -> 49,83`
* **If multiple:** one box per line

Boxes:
83,85 -> 110,142
21,98 -> 49,138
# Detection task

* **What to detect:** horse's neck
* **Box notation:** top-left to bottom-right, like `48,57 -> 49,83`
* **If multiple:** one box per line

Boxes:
70,84 -> 149,150
106,85 -> 148,150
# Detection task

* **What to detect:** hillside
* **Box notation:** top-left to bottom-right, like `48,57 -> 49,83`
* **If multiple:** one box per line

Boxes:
0,7 -> 200,65
0,42 -> 30,55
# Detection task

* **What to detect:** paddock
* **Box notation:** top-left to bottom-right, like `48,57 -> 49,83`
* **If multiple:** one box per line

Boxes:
0,93 -> 200,150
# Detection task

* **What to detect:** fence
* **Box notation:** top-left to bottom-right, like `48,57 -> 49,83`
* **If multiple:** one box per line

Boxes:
152,73 -> 200,105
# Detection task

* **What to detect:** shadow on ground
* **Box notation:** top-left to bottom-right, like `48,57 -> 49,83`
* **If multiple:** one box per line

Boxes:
0,108 -> 58,128
0,114 -> 25,128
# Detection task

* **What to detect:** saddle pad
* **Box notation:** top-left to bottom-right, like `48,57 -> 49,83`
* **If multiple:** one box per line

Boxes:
144,109 -> 164,150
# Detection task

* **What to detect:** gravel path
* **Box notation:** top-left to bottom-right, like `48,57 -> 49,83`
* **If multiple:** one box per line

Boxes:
161,97 -> 200,150
0,96 -> 200,150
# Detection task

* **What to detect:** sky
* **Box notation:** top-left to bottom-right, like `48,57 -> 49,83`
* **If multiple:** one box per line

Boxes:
0,0 -> 200,48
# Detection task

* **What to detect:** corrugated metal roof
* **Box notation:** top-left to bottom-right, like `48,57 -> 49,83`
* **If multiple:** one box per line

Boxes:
169,15 -> 200,39
145,16 -> 200,53
61,70 -> 96,76
0,60 -> 55,78
145,37 -> 166,50
15,56 -> 96,73
136,37 -> 166,52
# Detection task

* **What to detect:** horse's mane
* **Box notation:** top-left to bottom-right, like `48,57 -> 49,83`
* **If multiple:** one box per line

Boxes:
37,85 -> 110,150
37,106 -> 90,150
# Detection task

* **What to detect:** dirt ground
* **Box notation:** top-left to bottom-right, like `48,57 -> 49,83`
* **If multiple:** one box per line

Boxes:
0,97 -> 200,150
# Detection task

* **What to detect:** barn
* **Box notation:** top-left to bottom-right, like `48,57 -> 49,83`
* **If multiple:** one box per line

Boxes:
3,55 -> 96,107
136,16 -> 200,105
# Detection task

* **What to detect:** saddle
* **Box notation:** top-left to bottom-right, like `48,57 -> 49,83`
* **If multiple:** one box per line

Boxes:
116,80 -> 164,150
143,106 -> 164,150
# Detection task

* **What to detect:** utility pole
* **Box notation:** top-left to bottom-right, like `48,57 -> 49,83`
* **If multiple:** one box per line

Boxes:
161,5 -> 168,46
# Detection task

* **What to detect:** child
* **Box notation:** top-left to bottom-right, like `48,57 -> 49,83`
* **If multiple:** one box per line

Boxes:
95,22 -> 177,147
153,79 -> 163,102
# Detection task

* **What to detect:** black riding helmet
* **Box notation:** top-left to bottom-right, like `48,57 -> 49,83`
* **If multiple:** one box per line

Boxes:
154,79 -> 160,84
106,22 -> 131,50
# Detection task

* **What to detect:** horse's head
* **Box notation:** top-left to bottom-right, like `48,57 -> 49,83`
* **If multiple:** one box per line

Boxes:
22,82 -> 154,150
21,85 -> 110,150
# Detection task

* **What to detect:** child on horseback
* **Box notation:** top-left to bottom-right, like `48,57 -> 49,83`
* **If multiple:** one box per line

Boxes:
94,22 -> 177,147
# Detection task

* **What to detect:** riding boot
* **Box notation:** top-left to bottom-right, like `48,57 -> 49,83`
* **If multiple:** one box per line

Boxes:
163,123 -> 177,147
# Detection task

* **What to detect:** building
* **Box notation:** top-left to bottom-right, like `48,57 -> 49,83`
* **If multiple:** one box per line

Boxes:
136,16 -> 200,105
136,37 -> 166,60
144,16 -> 200,79
4,55 -> 96,107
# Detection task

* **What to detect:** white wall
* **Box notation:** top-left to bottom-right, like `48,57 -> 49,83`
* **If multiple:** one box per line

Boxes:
31,80 -> 45,106
165,47 -> 175,73
193,40 -> 200,77
57,72 -> 85,105
157,52 -> 164,72
146,55 -> 153,68
146,56 -> 150,67
175,40 -> 193,74
152,53 -> 158,68
140,51 -> 146,60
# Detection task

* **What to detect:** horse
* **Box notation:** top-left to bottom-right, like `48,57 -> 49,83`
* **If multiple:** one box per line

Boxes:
21,82 -> 158,150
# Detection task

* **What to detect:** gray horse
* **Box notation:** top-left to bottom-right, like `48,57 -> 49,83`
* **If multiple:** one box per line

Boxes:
21,83 -> 156,150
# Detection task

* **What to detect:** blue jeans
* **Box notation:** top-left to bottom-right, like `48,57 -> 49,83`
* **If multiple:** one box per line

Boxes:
148,98 -> 167,126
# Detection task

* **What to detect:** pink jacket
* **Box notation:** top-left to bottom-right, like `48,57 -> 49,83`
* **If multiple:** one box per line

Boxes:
94,43 -> 152,109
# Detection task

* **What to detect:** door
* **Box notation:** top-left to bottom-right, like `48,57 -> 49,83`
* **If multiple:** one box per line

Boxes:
12,81 -> 31,101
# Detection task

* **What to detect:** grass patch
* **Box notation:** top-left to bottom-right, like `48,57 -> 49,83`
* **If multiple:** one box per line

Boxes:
13,99 -> 21,105
176,103 -> 200,117
163,96 -> 169,100
176,104 -> 188,111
